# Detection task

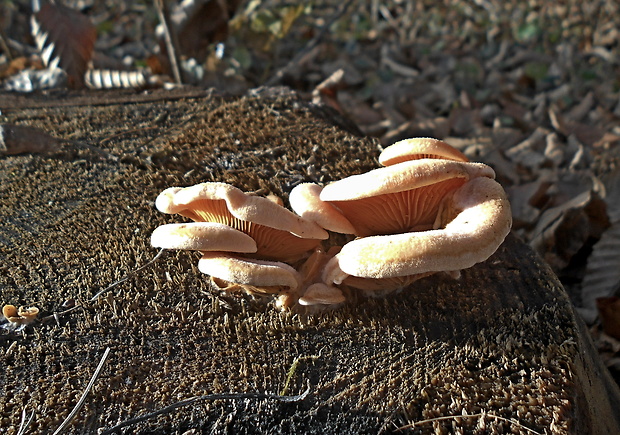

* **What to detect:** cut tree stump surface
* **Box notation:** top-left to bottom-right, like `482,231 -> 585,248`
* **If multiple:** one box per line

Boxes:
0,88 -> 619,434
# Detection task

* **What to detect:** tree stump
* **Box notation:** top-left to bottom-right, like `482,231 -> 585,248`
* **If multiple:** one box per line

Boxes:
1,89 -> 619,434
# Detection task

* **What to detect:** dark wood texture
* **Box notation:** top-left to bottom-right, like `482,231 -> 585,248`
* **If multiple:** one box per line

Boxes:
1,89 -> 619,434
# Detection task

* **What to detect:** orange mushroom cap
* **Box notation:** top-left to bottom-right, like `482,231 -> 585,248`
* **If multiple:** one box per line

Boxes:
323,177 -> 512,284
319,160 -> 496,236
154,182 -> 327,262
198,252 -> 301,291
379,137 -> 469,166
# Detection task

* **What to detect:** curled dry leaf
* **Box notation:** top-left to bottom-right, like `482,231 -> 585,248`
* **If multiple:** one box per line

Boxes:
581,171 -> 620,319
582,223 -> 620,319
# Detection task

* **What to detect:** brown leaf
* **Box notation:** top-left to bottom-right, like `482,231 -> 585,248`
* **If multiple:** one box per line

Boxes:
597,297 -> 620,340
31,2 -> 97,88
165,0 -> 242,62
0,56 -> 44,79
530,188 -> 608,270
0,124 -> 61,155
549,106 -> 604,147
583,223 -> 620,313
312,68 -> 346,112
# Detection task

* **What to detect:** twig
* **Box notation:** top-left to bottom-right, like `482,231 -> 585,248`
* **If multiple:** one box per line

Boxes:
62,138 -> 119,162
154,0 -> 183,84
52,347 -> 111,435
0,29 -> 13,61
40,305 -> 81,325
280,352 -> 322,395
265,0 -> 356,86
39,249 -> 165,324
16,407 -> 34,435
90,249 -> 165,302
397,411 -> 543,434
99,382 -> 311,434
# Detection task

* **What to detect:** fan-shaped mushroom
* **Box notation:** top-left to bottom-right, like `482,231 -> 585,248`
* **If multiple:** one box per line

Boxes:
322,177 -> 512,289
292,159 -> 496,236
290,139 -> 512,294
151,182 -> 328,298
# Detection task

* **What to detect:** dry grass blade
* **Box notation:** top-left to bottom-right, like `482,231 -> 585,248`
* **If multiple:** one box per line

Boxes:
397,411 -> 543,434
16,407 -> 34,435
52,347 -> 111,435
99,381 -> 311,434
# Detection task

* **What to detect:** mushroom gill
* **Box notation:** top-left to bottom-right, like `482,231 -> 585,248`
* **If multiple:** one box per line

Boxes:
319,160 -> 496,236
154,182 -> 327,262
322,176 -> 512,288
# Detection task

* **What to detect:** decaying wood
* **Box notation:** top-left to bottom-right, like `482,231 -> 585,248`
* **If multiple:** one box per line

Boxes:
0,89 -> 619,434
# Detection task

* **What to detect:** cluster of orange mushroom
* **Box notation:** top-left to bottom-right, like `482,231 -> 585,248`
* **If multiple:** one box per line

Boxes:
151,138 -> 512,309
2,304 -> 39,329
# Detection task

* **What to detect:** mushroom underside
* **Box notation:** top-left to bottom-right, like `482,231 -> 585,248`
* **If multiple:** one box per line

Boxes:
328,177 -> 468,237
324,177 -> 512,282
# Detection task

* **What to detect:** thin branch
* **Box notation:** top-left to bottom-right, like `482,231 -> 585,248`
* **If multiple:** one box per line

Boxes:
397,412 -> 543,434
99,382 -> 310,435
0,29 -> 13,61
265,0 -> 356,87
52,347 -> 111,435
154,0 -> 183,84
90,249 -> 165,302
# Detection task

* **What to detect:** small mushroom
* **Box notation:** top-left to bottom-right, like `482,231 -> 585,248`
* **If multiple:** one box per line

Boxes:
154,182 -> 328,261
2,304 -> 39,326
152,222 -> 258,252
289,183 -> 356,234
298,283 -> 346,306
198,252 -> 301,291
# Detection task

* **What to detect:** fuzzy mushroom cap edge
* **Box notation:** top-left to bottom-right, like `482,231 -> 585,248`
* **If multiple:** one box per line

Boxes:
379,137 -> 469,166
155,182 -> 329,240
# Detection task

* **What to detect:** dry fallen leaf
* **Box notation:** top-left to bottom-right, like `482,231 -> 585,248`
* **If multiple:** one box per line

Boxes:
0,123 -> 62,155
597,297 -> 620,340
